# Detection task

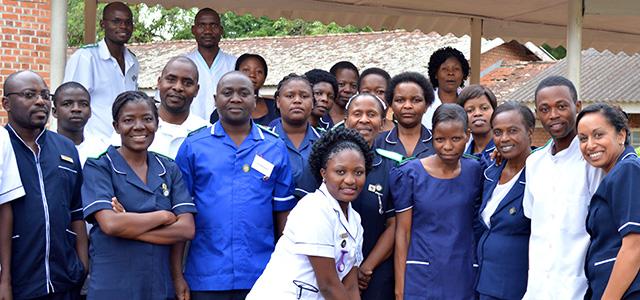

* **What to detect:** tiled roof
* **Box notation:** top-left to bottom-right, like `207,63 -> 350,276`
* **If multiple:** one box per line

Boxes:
81,30 -> 507,89
508,49 -> 640,103
481,61 -> 555,103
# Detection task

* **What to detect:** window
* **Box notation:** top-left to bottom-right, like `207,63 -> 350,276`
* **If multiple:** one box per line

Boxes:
630,129 -> 640,148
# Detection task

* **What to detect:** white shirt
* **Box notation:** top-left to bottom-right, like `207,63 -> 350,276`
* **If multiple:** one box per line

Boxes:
148,114 -> 209,159
76,135 -> 109,167
481,168 -> 523,227
247,184 -> 364,300
185,49 -> 237,121
63,39 -> 139,145
422,87 -> 462,129
522,137 -> 603,300
0,127 -> 25,205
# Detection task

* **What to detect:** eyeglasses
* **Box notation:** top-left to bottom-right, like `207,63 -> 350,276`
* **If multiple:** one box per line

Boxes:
5,90 -> 52,101
107,18 -> 133,27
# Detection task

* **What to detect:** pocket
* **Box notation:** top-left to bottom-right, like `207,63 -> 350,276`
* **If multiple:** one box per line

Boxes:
404,259 -> 436,295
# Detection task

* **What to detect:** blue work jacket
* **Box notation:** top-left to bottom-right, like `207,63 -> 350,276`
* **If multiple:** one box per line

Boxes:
476,162 -> 530,300
175,122 -> 296,291
6,126 -> 85,299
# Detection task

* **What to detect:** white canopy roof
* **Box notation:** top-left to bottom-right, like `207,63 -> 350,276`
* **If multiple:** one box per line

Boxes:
113,0 -> 640,53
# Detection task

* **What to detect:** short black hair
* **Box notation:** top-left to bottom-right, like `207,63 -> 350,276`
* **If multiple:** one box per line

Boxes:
428,47 -> 470,88
274,73 -> 312,98
433,103 -> 468,132
534,76 -> 578,104
358,67 -> 391,89
112,91 -> 158,124
194,8 -> 220,22
102,2 -> 132,20
308,127 -> 373,183
385,72 -> 434,107
161,56 -> 199,83
457,84 -> 498,110
345,93 -> 387,117
577,103 -> 630,145
235,53 -> 268,79
491,101 -> 536,131
305,69 -> 338,100
329,61 -> 359,77
53,81 -> 90,107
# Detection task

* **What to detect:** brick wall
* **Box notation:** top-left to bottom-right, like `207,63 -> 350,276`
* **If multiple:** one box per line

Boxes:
0,0 -> 51,125
480,40 -> 541,73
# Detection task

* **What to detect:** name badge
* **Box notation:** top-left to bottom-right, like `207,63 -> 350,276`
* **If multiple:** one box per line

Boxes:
251,155 -> 274,179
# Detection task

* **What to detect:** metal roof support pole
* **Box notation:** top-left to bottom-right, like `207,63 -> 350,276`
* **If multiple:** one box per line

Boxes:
567,0 -> 583,96
50,0 -> 68,91
84,0 -> 98,44
470,18 -> 483,84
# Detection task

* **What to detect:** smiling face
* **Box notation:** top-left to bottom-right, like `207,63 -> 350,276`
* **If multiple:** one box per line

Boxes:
359,73 -> 387,102
463,95 -> 494,136
335,68 -> 358,108
432,120 -> 468,164
114,100 -> 158,153
436,57 -> 464,93
311,82 -> 335,118
345,95 -> 384,146
492,110 -> 532,161
391,82 -> 427,129
53,87 -> 91,133
238,57 -> 266,92
276,79 -> 313,127
101,4 -> 133,45
215,72 -> 256,126
535,85 -> 580,144
321,148 -> 366,202
158,59 -> 199,115
577,112 -> 626,172
2,72 -> 51,131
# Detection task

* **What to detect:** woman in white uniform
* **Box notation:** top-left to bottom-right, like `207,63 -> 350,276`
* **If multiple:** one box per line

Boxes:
248,127 -> 371,299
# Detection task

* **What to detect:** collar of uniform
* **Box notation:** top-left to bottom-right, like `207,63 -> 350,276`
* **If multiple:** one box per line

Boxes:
5,124 -> 47,152
372,150 -> 383,167
318,183 -> 359,239
466,138 -> 495,155
549,135 -> 580,161
319,114 -> 333,129
385,125 -> 432,144
193,48 -> 225,72
272,119 -> 320,152
98,39 -> 136,67
483,160 -> 506,182
104,145 -> 167,193
210,121 -> 265,141
617,145 -> 638,164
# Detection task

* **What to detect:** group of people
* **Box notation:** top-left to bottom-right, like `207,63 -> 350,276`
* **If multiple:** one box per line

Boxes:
0,2 -> 639,300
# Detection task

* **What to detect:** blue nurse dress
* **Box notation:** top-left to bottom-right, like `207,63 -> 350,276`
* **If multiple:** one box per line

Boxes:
81,146 -> 197,299
391,157 -> 483,300
585,146 -> 640,299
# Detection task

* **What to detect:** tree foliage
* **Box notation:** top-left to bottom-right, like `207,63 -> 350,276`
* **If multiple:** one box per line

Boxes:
67,0 -> 371,47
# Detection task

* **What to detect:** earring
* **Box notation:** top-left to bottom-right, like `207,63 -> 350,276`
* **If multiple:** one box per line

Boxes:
322,178 -> 326,183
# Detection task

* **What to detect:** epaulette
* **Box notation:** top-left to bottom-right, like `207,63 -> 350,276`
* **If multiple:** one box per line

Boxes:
92,149 -> 109,159
80,43 -> 98,49
398,156 -> 417,166
257,124 -> 279,137
187,125 -> 208,137
530,139 -> 552,154
314,126 -> 327,134
376,148 -> 404,163
463,153 -> 480,160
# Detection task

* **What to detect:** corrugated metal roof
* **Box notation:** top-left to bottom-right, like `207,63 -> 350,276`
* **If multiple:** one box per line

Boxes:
508,49 -> 640,103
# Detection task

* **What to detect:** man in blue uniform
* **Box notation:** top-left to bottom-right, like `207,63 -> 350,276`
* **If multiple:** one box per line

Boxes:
174,71 -> 295,300
1,71 -> 88,299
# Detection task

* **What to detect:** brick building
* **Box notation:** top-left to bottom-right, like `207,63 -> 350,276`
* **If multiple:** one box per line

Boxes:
0,0 -> 51,125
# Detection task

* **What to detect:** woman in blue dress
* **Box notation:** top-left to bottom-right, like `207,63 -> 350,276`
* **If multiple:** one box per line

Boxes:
476,102 -> 534,300
392,103 -> 483,300
457,85 -> 498,168
344,93 -> 395,299
82,91 -> 196,299
373,72 -> 436,162
576,103 -> 640,299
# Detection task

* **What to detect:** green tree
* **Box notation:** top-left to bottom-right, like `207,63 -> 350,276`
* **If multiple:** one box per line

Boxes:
67,0 -> 371,47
